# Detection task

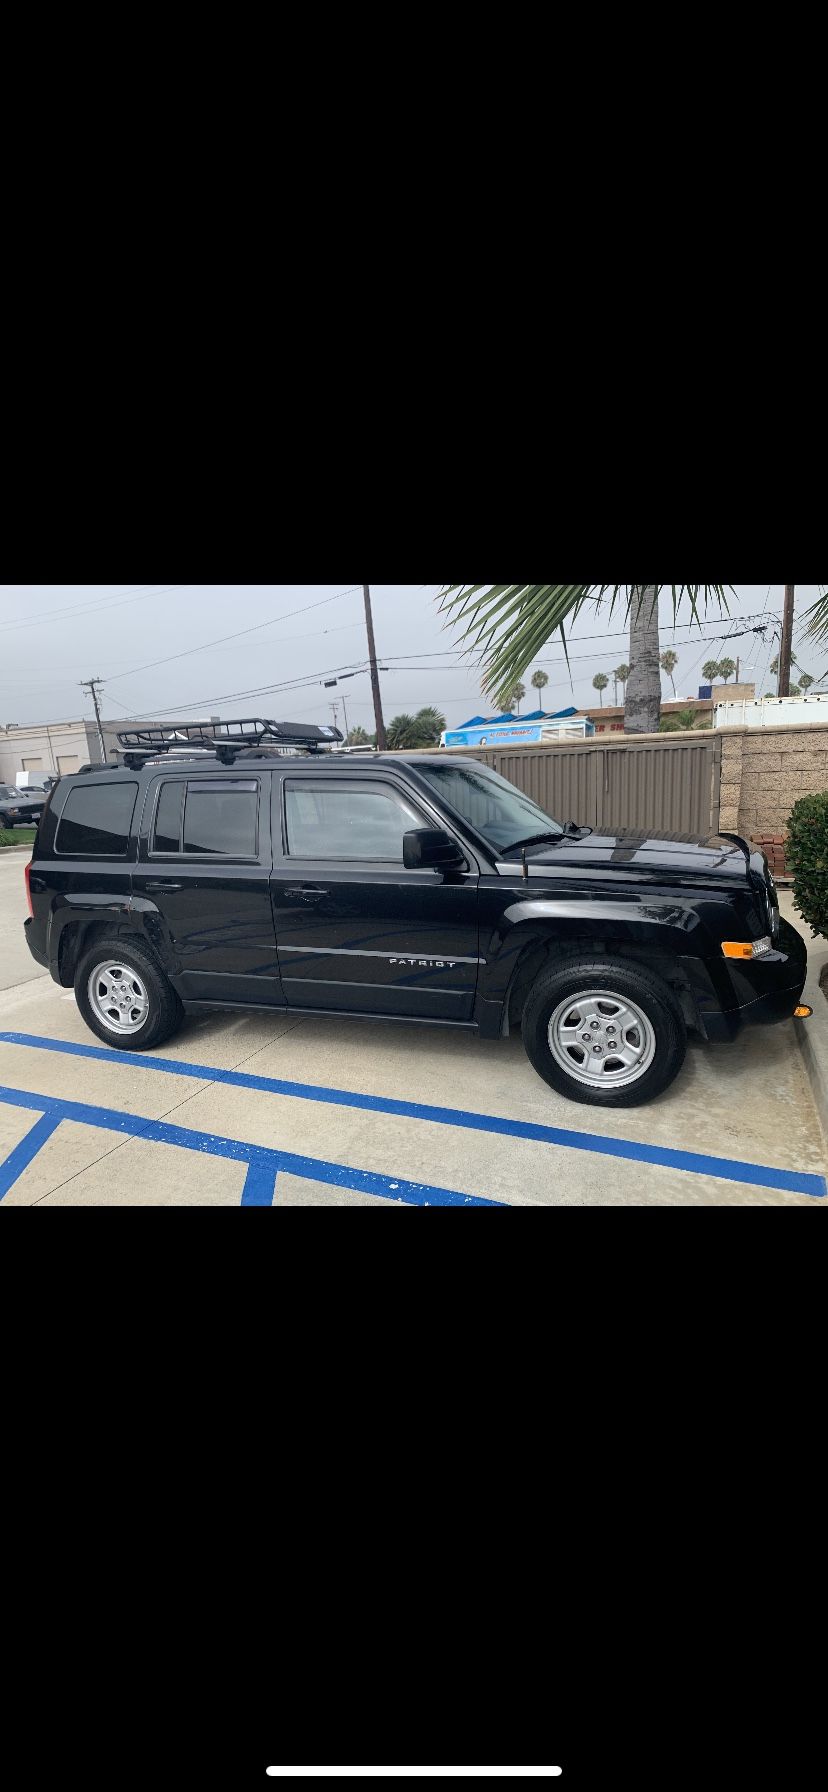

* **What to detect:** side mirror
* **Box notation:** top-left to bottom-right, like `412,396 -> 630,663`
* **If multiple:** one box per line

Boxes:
403,828 -> 464,871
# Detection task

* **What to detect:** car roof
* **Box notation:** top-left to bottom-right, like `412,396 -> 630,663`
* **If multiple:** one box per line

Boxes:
67,753 -> 481,783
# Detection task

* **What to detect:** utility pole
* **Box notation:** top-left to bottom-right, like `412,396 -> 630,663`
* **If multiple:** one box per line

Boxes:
339,692 -> 351,743
778,585 -> 796,697
363,584 -> 387,750
80,678 -> 107,763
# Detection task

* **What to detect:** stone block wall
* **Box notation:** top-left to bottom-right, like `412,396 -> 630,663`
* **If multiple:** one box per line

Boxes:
718,724 -> 828,848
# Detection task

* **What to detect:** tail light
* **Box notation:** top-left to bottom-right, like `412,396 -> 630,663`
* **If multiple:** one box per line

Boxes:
24,860 -> 33,918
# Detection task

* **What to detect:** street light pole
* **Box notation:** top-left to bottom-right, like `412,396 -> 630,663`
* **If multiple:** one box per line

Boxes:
363,584 -> 387,750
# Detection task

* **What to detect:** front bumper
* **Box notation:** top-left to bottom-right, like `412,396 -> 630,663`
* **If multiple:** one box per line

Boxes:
689,917 -> 809,1042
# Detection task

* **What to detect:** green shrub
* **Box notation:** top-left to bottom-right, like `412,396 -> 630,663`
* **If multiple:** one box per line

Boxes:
787,791 -> 828,939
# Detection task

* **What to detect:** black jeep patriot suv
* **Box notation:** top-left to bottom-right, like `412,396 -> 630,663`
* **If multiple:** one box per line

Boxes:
23,720 -> 808,1109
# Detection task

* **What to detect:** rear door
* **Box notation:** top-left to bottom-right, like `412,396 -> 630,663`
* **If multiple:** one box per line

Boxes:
270,771 -> 481,1021
133,771 -> 285,1007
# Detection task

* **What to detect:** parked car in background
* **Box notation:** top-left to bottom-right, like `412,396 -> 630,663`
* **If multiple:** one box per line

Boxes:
0,783 -> 45,828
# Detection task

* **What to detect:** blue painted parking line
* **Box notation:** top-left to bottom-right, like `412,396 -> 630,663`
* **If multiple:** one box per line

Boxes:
0,1112 -> 62,1201
0,1084 -> 501,1207
0,1030 -> 825,1200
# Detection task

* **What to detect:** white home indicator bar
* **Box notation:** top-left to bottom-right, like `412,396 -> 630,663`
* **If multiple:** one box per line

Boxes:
266,1772 -> 563,1780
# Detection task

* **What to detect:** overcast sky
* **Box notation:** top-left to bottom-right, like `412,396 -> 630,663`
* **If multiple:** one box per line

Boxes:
0,584 -> 823,734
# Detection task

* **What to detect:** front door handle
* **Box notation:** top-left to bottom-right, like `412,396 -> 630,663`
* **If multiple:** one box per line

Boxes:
284,886 -> 327,902
146,881 -> 184,893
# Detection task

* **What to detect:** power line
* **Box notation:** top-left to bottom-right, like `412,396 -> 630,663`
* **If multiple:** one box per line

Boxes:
0,583 -> 188,635
102,586 -> 363,685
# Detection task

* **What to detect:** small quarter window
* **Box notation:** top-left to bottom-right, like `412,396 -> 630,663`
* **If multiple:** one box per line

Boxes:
56,782 -> 138,857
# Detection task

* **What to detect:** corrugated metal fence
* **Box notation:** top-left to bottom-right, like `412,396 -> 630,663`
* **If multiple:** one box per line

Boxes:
439,734 -> 724,837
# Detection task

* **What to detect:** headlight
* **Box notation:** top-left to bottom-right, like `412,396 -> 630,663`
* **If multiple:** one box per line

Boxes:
722,938 -> 774,960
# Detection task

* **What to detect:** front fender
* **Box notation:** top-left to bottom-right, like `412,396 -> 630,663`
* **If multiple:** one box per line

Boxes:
481,895 -> 720,1007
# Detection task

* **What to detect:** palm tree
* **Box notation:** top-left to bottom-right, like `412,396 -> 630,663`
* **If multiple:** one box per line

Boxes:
702,660 -> 721,685
347,726 -> 372,746
531,669 -> 550,707
798,672 -> 815,692
592,673 -> 609,707
660,650 -> 679,697
413,706 -> 447,746
387,714 -> 420,750
717,658 -> 737,684
505,682 -> 526,714
613,663 -> 630,706
439,586 -> 736,736
388,708 -> 446,750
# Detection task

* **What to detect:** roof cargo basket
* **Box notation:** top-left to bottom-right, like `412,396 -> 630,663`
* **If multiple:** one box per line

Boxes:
114,718 -> 343,768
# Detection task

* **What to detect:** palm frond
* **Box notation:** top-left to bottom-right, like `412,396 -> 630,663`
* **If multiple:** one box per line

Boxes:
803,587 -> 828,643
440,584 -> 733,707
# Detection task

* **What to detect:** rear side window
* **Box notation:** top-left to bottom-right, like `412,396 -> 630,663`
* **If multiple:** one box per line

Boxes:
151,779 -> 259,857
56,782 -> 138,857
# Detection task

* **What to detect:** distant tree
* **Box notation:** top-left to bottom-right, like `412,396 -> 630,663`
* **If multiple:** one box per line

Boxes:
717,658 -> 737,683
413,706 -> 447,746
347,726 -> 372,746
660,650 -> 679,697
613,662 -> 631,704
387,708 -> 446,750
592,673 -> 609,707
702,660 -> 721,684
798,672 -> 815,692
659,717 -> 681,732
505,682 -> 526,714
789,683 -> 801,697
531,669 -> 550,705
387,714 -> 420,750
675,707 -> 699,730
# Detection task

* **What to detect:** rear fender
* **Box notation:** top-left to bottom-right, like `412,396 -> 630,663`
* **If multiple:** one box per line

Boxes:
51,896 -> 177,987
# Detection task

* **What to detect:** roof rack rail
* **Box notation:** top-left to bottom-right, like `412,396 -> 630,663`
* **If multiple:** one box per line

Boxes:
114,717 -> 342,768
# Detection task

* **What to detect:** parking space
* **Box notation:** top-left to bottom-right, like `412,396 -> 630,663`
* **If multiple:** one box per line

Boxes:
1,937 -> 825,1204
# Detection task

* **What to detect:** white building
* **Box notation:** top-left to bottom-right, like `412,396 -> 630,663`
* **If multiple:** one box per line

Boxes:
0,716 -> 210,784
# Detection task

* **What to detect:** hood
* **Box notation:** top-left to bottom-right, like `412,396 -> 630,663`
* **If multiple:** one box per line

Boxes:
514,828 -> 751,884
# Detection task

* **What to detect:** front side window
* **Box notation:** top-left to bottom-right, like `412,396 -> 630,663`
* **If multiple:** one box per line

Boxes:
151,779 -> 259,857
56,782 -> 138,856
416,762 -> 564,853
285,782 -> 424,861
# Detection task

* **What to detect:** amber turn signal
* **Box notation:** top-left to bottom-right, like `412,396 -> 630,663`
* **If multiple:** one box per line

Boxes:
795,1005 -> 813,1019
722,938 -> 773,960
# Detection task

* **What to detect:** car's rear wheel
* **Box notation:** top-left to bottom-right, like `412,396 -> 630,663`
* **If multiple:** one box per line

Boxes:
522,958 -> 687,1107
75,936 -> 184,1052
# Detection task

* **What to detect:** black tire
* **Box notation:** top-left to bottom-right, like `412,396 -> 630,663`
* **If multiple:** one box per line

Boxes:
522,957 -> 687,1108
75,934 -> 184,1052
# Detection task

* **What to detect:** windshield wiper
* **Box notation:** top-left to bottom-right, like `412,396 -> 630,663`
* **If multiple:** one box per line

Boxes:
504,831 -> 564,853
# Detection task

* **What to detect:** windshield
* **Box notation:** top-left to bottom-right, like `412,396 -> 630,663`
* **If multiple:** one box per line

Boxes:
417,762 -> 564,852
0,786 -> 20,799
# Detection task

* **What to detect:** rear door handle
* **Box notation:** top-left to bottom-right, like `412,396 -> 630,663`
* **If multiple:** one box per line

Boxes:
284,886 -> 327,902
146,881 -> 184,892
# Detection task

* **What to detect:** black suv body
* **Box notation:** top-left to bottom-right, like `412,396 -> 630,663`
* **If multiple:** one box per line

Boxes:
23,734 -> 808,1107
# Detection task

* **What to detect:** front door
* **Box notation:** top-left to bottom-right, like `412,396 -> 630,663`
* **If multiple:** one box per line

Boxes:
270,773 -> 480,1021
133,771 -> 285,1006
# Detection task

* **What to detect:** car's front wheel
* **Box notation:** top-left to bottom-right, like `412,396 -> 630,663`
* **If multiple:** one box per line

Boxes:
75,936 -> 184,1052
522,958 -> 687,1107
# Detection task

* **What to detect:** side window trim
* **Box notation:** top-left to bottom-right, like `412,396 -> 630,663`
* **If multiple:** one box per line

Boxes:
147,776 -> 262,862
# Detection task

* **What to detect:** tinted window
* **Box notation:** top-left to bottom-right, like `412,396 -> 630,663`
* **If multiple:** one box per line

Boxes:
285,782 -> 423,861
153,781 -> 185,853
56,782 -> 138,856
182,781 -> 259,857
